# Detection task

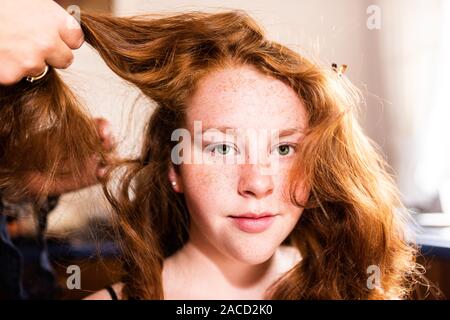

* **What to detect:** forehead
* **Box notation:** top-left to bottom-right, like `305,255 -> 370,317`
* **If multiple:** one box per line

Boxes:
185,65 -> 307,131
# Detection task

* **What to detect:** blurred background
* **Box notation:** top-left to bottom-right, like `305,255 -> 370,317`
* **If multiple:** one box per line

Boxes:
5,0 -> 450,299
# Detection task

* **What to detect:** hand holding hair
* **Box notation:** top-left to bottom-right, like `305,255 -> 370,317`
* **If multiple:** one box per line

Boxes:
0,0 -> 84,86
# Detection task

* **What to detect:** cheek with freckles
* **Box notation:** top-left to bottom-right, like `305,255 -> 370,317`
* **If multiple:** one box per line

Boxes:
179,162 -> 307,265
180,163 -> 237,217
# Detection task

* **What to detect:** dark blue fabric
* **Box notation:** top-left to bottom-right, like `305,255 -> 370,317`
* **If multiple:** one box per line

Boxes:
0,198 -> 26,299
0,195 -> 59,299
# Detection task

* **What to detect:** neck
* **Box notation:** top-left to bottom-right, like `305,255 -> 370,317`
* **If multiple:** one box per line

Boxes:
163,223 -> 286,299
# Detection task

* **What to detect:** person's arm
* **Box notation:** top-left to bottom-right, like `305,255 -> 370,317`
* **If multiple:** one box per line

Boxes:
23,118 -> 114,197
0,0 -> 84,85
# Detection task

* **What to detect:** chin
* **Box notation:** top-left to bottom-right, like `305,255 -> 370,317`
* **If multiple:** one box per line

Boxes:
225,243 -> 279,265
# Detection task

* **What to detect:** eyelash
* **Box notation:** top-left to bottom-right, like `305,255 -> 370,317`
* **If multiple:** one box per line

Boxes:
272,143 -> 297,157
204,143 -> 238,156
204,143 -> 297,156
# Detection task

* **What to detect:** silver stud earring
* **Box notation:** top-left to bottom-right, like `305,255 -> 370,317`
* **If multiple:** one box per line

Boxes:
171,181 -> 177,187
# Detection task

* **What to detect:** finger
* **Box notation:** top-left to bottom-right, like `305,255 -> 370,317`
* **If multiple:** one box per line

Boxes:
95,118 -> 110,138
101,134 -> 115,152
1,41 -> 47,82
44,39 -> 74,69
95,118 -> 115,151
0,62 -> 24,85
24,154 -> 101,196
51,162 -> 100,195
23,58 -> 48,78
58,13 -> 84,49
96,166 -> 108,179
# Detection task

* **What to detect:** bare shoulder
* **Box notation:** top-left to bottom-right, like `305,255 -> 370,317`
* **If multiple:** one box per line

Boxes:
84,282 -> 124,300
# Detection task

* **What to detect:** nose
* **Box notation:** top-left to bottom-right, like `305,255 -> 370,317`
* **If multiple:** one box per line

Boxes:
238,164 -> 274,199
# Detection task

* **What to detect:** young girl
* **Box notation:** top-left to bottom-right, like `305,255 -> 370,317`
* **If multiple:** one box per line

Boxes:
0,10 -> 422,300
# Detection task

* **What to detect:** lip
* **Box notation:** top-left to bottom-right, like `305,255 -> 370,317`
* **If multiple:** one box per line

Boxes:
228,212 -> 276,233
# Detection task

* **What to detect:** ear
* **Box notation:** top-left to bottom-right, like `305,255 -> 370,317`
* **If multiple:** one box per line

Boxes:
168,164 -> 184,193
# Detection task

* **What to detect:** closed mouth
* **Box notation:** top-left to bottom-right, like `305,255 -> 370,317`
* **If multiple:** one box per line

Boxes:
228,212 -> 276,219
227,213 -> 277,233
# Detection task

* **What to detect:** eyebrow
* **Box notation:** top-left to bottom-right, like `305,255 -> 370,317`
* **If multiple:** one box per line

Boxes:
201,126 -> 304,138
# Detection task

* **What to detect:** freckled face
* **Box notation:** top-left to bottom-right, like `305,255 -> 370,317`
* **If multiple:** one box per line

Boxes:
173,64 -> 309,265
